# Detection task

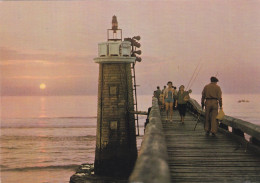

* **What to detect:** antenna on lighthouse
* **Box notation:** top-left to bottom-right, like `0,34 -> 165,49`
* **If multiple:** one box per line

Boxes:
107,15 -> 122,41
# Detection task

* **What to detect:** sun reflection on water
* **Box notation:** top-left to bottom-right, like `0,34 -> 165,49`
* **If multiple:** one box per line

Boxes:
39,97 -> 47,118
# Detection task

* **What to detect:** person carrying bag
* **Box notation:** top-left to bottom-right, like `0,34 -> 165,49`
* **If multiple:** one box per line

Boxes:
216,108 -> 225,120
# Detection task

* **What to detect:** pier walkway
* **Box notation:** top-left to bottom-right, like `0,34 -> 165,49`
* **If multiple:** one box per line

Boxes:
161,110 -> 260,183
130,98 -> 260,183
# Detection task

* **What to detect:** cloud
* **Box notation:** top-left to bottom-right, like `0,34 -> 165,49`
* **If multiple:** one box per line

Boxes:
0,46 -> 95,63
0,60 -> 51,66
6,75 -> 90,80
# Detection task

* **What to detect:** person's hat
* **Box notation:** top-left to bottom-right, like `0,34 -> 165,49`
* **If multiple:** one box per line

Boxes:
210,76 -> 219,82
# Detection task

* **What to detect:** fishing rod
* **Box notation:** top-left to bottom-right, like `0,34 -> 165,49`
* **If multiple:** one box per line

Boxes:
188,64 -> 203,90
194,111 -> 201,131
186,62 -> 200,90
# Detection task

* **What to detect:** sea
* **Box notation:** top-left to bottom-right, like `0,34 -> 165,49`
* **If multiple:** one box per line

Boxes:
0,94 -> 259,183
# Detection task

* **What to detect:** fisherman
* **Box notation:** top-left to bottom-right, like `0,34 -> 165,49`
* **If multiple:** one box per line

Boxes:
201,77 -> 223,136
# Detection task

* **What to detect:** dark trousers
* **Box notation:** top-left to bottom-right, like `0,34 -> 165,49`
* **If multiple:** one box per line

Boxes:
178,104 -> 187,116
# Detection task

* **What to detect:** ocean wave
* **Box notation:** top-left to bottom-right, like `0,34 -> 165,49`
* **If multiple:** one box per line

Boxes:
1,135 -> 96,141
39,116 -> 97,119
0,125 -> 96,129
1,146 -> 20,150
2,164 -> 80,172
0,164 -> 9,169
2,116 -> 97,120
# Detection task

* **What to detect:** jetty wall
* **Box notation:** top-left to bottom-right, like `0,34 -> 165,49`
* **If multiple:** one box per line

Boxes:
129,97 -> 171,183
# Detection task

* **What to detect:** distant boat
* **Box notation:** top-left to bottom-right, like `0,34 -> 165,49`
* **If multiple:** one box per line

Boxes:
238,100 -> 250,103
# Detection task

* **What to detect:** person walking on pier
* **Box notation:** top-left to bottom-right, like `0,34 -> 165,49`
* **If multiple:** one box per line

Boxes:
161,85 -> 167,110
175,85 -> 191,123
173,86 -> 177,110
163,81 -> 175,121
161,85 -> 166,94
153,91 -> 157,98
155,86 -> 161,101
155,86 -> 162,108
201,77 -> 223,136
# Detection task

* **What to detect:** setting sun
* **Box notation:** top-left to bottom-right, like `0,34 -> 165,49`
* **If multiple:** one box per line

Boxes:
39,83 -> 46,90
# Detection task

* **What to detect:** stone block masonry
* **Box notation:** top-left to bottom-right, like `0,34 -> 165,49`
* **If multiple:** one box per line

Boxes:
94,62 -> 137,177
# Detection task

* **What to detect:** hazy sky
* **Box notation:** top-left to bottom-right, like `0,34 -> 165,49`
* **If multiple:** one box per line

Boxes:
1,0 -> 259,96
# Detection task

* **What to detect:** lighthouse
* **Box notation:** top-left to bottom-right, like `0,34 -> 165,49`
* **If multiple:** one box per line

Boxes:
93,16 -> 137,177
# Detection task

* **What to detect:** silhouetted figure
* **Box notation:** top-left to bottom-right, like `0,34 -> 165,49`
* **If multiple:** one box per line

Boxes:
201,77 -> 223,136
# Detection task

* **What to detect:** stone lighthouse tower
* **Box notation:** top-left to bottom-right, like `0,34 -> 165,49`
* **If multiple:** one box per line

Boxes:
93,16 -> 137,177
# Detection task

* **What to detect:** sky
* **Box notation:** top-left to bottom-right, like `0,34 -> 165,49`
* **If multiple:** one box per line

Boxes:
0,0 -> 259,96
